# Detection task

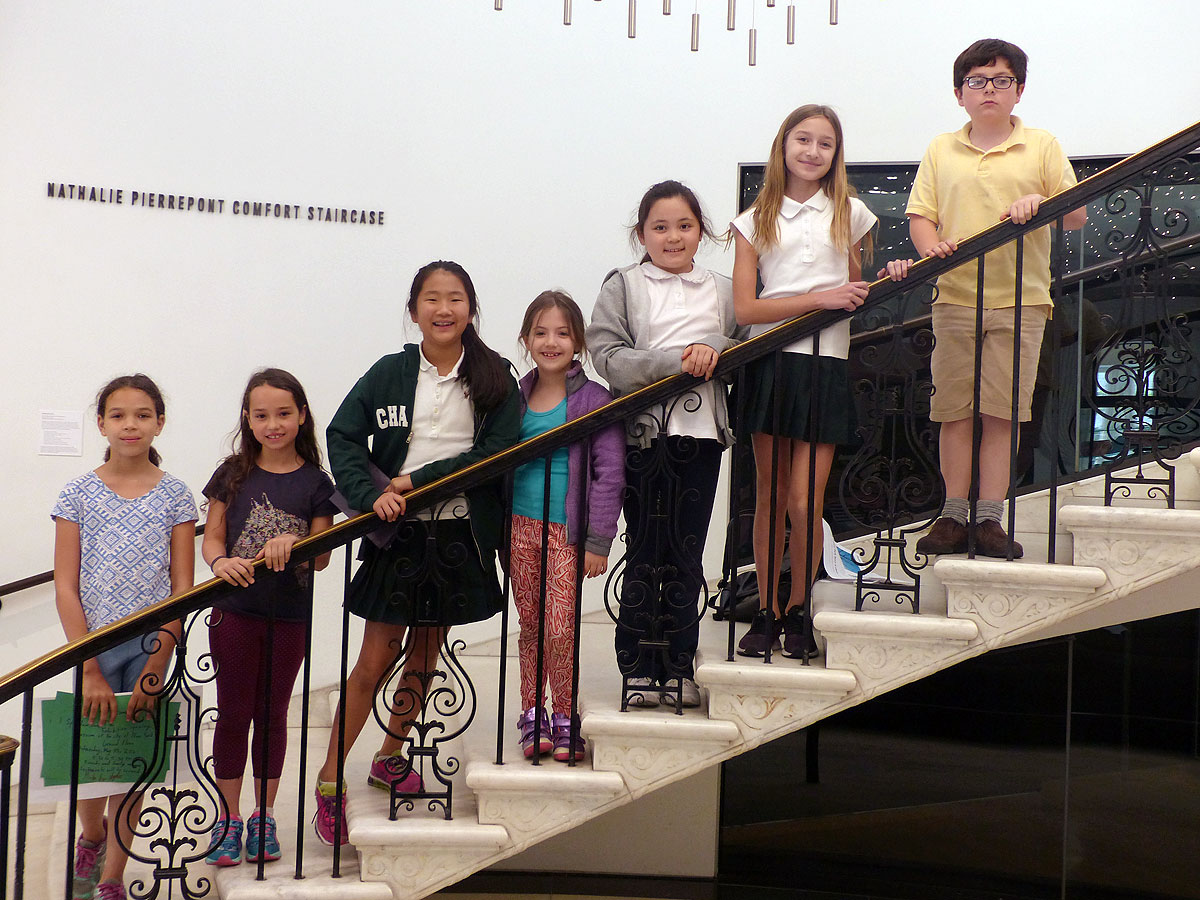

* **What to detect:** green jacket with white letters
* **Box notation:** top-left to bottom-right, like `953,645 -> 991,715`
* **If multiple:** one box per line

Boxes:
326,343 -> 521,561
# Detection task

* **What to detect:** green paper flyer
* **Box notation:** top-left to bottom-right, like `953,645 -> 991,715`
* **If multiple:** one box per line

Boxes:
40,692 -> 178,786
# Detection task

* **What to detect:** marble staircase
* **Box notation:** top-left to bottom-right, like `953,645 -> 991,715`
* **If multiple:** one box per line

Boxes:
207,455 -> 1200,900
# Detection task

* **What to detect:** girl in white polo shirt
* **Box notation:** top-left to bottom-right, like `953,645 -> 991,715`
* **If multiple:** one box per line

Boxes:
589,180 -> 747,711
731,104 -> 908,660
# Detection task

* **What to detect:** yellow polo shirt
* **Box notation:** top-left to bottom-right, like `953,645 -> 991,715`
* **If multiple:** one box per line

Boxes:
906,117 -> 1078,309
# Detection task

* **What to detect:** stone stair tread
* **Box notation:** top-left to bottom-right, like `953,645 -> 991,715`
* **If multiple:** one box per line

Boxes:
694,648 -> 858,693
349,811 -> 509,847
934,555 -> 1107,588
465,758 -> 626,794
815,609 -> 979,641
220,870 -> 392,900
581,704 -> 741,742
1061,503 -> 1200,531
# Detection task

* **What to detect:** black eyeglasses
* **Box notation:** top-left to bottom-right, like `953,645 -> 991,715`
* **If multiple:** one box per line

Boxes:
963,75 -> 1017,90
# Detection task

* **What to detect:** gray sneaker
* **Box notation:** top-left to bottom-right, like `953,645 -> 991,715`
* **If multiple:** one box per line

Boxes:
72,825 -> 107,900
625,677 -> 659,708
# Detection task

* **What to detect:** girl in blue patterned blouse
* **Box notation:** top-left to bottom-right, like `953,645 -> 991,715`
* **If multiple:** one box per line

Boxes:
52,374 -> 197,900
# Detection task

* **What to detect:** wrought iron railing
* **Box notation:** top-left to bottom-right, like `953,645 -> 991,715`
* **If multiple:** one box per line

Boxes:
1,117 -> 1197,899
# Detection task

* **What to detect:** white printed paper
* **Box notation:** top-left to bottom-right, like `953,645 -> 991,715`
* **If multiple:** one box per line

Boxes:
39,409 -> 83,457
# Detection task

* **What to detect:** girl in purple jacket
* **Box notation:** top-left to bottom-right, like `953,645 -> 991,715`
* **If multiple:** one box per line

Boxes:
511,290 -> 625,762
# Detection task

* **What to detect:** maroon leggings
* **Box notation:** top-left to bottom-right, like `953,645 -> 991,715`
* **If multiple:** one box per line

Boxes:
209,608 -> 307,780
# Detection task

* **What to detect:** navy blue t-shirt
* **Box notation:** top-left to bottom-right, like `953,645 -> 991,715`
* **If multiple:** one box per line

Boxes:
203,461 -> 337,621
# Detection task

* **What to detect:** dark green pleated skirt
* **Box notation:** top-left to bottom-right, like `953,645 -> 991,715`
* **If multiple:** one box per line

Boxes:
346,518 -> 502,627
737,351 -> 858,445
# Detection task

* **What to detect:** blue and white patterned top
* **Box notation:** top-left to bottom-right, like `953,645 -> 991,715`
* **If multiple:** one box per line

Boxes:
52,471 -> 198,631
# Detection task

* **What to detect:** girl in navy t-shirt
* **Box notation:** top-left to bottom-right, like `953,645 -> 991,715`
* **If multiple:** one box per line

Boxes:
201,368 -> 336,867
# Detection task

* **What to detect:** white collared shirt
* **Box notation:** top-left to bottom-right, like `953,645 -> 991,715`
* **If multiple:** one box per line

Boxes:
731,192 -> 876,358
401,346 -> 473,518
633,261 -> 722,440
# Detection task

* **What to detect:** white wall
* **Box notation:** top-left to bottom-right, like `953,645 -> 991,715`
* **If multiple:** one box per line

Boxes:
2,1 -> 1195,721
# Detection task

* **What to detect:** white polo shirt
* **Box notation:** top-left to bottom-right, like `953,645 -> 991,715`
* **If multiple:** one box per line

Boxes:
401,346 -> 473,518
635,261 -> 722,440
731,192 -> 876,358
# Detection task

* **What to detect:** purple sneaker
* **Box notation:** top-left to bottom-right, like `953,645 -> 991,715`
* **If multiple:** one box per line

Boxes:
517,707 -> 552,759
550,712 -> 584,762
367,753 -> 423,794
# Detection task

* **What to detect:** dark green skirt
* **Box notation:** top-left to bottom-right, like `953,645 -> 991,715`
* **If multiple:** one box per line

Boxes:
737,352 -> 858,445
346,518 -> 502,627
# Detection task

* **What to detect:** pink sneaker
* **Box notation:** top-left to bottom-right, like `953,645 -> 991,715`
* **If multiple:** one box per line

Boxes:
367,753 -> 423,795
312,782 -> 348,846
95,883 -> 126,900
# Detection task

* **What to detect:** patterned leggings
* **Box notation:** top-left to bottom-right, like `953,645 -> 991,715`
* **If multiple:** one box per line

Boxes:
209,608 -> 307,780
510,514 -> 579,714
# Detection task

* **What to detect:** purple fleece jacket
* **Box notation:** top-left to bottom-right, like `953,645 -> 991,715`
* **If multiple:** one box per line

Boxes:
517,362 -> 626,556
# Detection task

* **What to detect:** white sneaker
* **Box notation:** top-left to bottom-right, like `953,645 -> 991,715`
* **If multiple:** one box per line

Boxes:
660,677 -> 702,709
625,677 -> 659,708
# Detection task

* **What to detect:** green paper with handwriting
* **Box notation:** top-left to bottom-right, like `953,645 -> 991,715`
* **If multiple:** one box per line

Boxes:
41,692 -> 177,786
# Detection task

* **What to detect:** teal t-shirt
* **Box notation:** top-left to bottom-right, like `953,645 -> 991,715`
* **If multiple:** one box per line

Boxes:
512,398 -> 569,524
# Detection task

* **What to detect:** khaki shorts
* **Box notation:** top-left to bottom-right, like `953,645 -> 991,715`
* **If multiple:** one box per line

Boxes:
929,304 -> 1049,423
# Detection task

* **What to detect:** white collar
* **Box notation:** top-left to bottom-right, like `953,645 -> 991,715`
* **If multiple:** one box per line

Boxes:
640,260 -> 709,285
418,345 -> 465,378
780,190 -> 830,219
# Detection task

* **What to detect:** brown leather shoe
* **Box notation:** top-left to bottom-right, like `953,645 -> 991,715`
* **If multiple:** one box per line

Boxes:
915,516 -> 968,556
972,520 -> 1024,559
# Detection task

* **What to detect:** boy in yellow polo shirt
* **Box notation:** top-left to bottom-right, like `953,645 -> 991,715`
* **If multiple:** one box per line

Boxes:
907,38 -> 1087,558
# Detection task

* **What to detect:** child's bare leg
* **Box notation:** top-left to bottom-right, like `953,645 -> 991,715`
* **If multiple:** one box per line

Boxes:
938,417 -> 975,500
77,796 -> 107,843
939,415 -> 1017,503
785,441 -> 836,613
318,621 -> 407,783
380,626 -> 444,756
235,775 -> 282,812
751,433 -> 791,615
214,777 -> 242,820
99,792 -> 142,882
978,414 -> 1018,501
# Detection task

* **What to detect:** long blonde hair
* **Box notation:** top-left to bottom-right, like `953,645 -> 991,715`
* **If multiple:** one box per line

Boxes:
749,104 -> 871,261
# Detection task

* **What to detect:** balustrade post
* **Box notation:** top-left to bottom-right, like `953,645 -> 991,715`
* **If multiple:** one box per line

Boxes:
1,734 -> 18,898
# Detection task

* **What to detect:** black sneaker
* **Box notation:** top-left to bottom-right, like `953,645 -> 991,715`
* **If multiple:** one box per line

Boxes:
782,607 -> 819,659
737,609 -> 782,657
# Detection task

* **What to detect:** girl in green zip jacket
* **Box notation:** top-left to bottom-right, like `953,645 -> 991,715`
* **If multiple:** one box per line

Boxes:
312,260 -> 520,843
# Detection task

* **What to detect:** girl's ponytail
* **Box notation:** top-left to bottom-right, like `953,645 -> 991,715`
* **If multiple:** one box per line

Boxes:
460,322 -> 510,413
